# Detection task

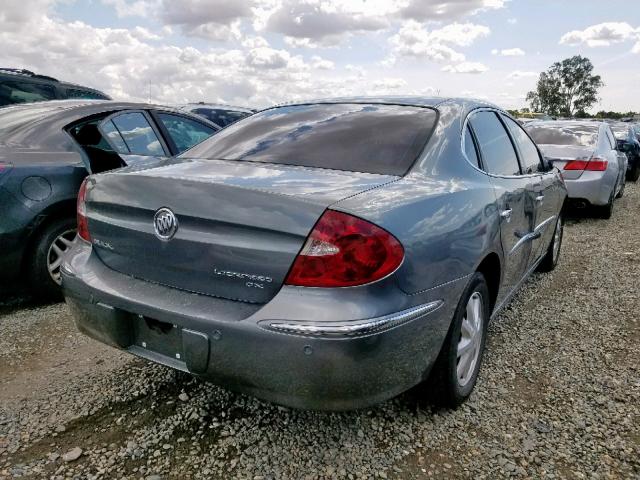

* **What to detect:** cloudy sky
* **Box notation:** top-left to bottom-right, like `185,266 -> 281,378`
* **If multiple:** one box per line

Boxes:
1,0 -> 639,111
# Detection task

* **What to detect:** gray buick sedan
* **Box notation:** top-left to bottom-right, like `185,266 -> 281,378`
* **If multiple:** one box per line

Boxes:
62,97 -> 567,410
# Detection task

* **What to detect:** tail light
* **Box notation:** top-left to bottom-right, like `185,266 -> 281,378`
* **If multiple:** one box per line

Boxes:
564,158 -> 608,171
77,178 -> 91,242
285,210 -> 404,288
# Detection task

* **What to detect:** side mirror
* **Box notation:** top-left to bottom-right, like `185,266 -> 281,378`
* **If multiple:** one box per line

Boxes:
541,157 -> 553,172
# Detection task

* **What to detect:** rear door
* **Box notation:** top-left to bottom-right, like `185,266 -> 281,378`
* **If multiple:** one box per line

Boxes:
469,110 -> 534,305
501,115 -> 551,263
98,110 -> 170,164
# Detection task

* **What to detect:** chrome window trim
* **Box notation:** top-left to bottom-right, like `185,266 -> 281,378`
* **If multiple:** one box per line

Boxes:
461,107 -> 542,180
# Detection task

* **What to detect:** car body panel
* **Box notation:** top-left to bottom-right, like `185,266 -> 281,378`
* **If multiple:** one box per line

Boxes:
61,97 -> 566,409
0,101 -> 218,283
528,121 -> 623,206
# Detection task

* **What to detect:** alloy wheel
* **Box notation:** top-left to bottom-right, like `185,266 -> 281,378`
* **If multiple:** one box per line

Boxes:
456,291 -> 484,387
47,229 -> 76,285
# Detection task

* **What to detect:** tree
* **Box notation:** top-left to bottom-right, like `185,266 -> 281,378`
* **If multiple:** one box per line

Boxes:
526,56 -> 603,117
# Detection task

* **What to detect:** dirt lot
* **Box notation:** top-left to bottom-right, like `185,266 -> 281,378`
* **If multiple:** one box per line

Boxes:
1,185 -> 639,480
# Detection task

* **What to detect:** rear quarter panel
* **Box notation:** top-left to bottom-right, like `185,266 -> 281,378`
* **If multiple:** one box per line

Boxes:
334,101 -> 503,296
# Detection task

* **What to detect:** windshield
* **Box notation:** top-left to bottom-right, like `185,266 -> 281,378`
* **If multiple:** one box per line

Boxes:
525,123 -> 599,147
182,103 -> 437,176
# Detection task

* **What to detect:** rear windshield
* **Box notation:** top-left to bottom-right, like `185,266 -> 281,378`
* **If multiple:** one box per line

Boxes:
192,108 -> 249,127
525,123 -> 599,147
610,125 -> 630,140
182,103 -> 437,175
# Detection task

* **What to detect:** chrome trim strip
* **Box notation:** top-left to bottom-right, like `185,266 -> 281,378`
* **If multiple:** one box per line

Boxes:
263,300 -> 444,337
509,215 -> 557,256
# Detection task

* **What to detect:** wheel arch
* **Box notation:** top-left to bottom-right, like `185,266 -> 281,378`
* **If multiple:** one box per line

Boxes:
475,252 -> 501,314
22,198 -> 77,266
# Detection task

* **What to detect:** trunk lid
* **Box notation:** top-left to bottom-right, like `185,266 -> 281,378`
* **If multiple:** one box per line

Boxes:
85,158 -> 397,303
538,145 -> 595,180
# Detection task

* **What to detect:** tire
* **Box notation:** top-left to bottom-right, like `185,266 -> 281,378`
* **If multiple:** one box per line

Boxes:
595,191 -> 614,219
627,164 -> 640,182
427,272 -> 490,408
616,176 -> 625,199
538,214 -> 564,272
28,217 -> 77,301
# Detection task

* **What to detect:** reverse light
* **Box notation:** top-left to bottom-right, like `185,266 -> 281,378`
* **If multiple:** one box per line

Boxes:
285,210 -> 404,288
564,158 -> 608,171
77,177 -> 91,242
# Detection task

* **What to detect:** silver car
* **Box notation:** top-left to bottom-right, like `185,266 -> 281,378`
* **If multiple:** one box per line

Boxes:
62,98 -> 566,410
525,120 -> 627,218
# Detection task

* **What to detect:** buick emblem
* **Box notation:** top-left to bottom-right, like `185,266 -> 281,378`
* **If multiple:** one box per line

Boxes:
153,207 -> 178,240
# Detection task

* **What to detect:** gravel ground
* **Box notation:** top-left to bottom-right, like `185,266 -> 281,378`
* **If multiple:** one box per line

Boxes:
1,184 -> 639,480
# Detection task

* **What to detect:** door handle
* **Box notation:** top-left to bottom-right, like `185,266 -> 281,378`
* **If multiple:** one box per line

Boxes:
500,209 -> 512,221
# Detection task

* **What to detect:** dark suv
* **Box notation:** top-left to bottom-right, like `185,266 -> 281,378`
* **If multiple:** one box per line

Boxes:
0,68 -> 110,107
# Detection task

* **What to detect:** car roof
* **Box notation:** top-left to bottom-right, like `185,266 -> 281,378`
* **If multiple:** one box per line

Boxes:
0,100 -> 219,148
0,69 -> 108,94
178,103 -> 254,113
270,96 -> 499,110
0,99 -> 201,121
526,119 -> 605,128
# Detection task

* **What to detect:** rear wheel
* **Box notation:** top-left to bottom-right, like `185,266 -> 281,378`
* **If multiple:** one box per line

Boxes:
595,191 -> 614,219
616,176 -> 626,198
538,214 -> 563,272
28,217 -> 77,301
627,163 -> 640,182
427,272 -> 490,408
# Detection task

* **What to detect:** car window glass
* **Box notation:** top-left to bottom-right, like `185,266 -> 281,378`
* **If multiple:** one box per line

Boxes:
0,80 -> 56,106
463,125 -> 480,167
65,89 -> 109,100
156,113 -> 216,153
183,104 -> 437,176
110,112 -> 164,156
193,108 -> 248,127
100,120 -> 129,153
469,111 -> 520,176
525,123 -> 598,147
503,116 -> 541,174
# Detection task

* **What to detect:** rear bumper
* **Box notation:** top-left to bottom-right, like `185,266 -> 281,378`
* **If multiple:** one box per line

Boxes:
61,241 -> 464,410
563,171 -> 615,206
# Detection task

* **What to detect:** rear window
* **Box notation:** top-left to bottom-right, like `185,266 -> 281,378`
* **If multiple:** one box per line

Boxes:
192,108 -> 249,127
525,123 -> 599,147
0,80 -> 57,106
610,125 -> 630,140
182,103 -> 437,175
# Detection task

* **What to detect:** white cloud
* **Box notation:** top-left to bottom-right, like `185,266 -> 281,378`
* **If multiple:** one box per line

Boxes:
390,20 -> 489,64
372,77 -> 407,90
442,61 -> 488,74
398,0 -> 505,21
507,70 -> 537,79
159,0 -> 254,40
310,55 -> 334,70
102,0 -> 159,18
264,0 -> 389,46
560,22 -> 640,48
492,47 -> 525,56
